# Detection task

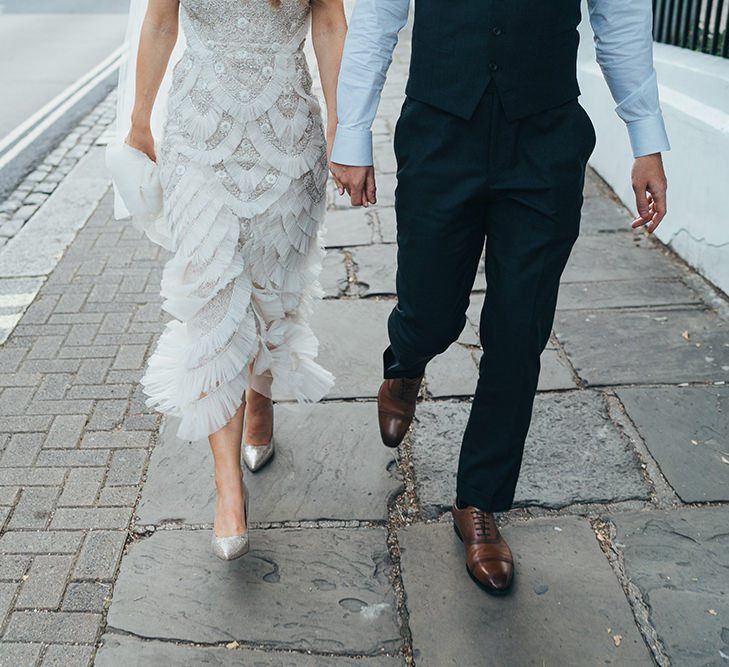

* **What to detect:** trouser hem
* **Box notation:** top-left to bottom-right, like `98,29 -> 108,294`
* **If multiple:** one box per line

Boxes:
456,478 -> 515,514
382,346 -> 427,380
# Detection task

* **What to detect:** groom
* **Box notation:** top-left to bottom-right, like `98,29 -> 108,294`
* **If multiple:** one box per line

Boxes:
330,0 -> 669,594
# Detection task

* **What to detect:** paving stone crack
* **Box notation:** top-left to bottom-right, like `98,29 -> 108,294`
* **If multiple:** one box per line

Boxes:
382,428 -> 421,666
606,392 -> 682,508
101,626 -> 403,660
591,517 -> 671,667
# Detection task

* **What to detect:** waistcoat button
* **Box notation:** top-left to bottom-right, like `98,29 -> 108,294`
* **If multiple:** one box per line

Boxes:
492,27 -> 503,35
488,63 -> 499,72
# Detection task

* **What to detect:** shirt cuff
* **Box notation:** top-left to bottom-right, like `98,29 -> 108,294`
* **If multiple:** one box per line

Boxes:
330,126 -> 374,166
626,115 -> 671,158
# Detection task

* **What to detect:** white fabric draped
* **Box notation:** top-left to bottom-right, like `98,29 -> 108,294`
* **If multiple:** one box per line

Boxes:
112,0 -> 186,220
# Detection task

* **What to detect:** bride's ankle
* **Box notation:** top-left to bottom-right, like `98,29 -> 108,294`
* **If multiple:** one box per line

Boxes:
214,468 -> 243,491
244,390 -> 273,440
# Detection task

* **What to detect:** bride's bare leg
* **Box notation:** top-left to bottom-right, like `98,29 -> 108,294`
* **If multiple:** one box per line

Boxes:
209,402 -> 246,537
244,387 -> 274,446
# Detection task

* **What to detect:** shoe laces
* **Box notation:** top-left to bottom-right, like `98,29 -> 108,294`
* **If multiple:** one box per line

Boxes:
471,509 -> 495,540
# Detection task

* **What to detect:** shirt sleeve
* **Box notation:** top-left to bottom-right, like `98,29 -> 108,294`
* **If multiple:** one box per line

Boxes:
587,0 -> 671,157
330,0 -> 410,166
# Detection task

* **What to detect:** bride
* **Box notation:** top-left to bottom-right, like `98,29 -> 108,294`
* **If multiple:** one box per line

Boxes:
111,0 -> 345,560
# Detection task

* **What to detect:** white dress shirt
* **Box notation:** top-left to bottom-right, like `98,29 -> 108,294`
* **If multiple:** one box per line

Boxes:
331,0 -> 671,165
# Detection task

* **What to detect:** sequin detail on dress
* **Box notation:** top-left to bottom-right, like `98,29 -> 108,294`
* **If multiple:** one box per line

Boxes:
139,0 -> 333,440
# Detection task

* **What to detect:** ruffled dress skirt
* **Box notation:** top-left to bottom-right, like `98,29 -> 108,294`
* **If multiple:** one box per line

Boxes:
138,8 -> 334,441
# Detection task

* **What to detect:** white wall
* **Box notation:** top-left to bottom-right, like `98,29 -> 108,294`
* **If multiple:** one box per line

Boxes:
577,6 -> 729,295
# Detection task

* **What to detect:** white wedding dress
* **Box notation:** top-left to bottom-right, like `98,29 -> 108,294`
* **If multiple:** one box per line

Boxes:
138,0 -> 334,440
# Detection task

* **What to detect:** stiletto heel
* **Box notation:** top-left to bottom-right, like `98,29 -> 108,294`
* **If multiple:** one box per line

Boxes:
211,477 -> 250,561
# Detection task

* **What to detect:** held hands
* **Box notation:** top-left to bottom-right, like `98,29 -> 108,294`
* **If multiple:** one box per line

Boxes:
329,162 -> 377,207
631,153 -> 667,234
126,124 -> 157,163
325,123 -> 345,197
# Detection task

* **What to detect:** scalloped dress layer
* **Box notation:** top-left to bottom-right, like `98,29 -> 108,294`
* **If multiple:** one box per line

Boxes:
140,0 -> 334,441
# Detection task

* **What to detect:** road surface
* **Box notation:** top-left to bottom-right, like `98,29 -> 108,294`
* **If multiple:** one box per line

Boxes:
0,0 -> 128,196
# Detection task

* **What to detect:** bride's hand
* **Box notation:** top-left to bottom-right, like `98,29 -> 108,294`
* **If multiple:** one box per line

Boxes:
126,125 -> 157,163
326,122 -> 345,195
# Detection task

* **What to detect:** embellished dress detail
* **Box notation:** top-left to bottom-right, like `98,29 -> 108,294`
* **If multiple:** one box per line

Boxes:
141,0 -> 333,440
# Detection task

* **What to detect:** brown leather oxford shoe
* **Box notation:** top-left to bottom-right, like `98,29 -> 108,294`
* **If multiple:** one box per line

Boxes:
377,375 -> 424,448
451,502 -> 514,595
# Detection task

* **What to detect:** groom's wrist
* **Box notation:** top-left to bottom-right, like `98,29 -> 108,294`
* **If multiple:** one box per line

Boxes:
627,115 -> 671,159
330,126 -> 374,167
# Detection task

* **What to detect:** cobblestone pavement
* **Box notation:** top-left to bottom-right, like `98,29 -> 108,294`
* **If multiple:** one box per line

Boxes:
2,21 -> 729,667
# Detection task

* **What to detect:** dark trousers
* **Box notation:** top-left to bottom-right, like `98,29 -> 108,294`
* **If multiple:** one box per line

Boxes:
386,85 -> 596,512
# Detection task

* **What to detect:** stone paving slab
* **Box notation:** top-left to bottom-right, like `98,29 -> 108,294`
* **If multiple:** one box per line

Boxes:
555,307 -> 729,385
399,517 -> 651,666
314,299 -> 392,399
457,314 -> 480,346
350,243 -> 487,298
611,507 -> 729,666
579,196 -> 634,234
562,233 -> 678,283
583,169 -> 610,199
424,344 -> 477,398
557,278 -> 702,311
617,386 -> 729,502
106,528 -> 401,655
425,345 -> 576,398
323,209 -> 376,248
376,208 -> 396,244
411,392 -> 648,517
137,402 -> 401,526
352,244 -> 397,296
320,250 -> 349,298
538,348 -> 578,391
97,634 -> 404,666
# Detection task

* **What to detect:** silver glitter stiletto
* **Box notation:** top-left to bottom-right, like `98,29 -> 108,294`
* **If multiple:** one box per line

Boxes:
242,436 -> 274,472
211,479 -> 250,561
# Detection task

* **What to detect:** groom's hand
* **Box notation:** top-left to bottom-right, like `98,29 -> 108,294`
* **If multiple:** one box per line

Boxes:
631,153 -> 668,234
329,163 -> 377,207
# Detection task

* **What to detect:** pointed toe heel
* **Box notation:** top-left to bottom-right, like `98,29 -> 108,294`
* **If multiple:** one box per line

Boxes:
211,532 -> 250,561
212,483 -> 250,561
242,437 -> 275,472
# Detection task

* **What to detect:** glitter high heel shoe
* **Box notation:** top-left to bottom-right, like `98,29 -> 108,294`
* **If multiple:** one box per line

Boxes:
242,437 -> 274,472
211,477 -> 250,561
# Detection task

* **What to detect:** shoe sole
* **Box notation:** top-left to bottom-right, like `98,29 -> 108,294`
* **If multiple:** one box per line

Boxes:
452,522 -> 512,596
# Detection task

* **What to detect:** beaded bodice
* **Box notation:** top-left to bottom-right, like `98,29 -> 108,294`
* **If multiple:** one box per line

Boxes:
181,0 -> 311,55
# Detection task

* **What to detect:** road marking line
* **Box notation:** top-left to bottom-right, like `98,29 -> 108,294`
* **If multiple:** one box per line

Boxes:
0,45 -> 124,169
0,313 -> 22,329
0,292 -> 37,308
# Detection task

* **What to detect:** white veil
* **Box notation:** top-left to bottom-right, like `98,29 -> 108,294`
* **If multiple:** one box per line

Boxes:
112,0 -> 186,219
